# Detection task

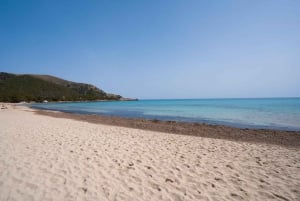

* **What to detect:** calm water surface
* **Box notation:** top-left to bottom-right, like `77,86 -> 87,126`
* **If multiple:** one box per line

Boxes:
31,98 -> 300,131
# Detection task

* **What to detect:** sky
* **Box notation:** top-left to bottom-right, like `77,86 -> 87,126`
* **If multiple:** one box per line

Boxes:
0,0 -> 299,99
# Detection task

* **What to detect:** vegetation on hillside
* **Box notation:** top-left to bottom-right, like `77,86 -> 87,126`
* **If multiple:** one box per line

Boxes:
0,72 -> 122,102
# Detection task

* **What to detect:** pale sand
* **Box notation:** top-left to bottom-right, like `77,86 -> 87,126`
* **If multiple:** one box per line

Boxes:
0,105 -> 299,201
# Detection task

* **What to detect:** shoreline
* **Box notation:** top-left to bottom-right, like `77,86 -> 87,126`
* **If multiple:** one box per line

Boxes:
34,108 -> 300,148
29,98 -> 300,132
31,106 -> 300,132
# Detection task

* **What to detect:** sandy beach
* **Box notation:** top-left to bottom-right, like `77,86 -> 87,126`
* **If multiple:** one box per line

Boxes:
0,104 -> 300,201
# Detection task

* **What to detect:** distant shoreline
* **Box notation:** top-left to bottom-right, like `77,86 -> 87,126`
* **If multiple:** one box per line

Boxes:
16,98 -> 139,104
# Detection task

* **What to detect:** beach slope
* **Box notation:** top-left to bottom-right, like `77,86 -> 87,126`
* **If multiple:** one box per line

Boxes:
0,105 -> 299,201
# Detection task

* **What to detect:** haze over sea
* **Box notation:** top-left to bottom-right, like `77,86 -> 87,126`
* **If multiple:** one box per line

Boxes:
31,98 -> 300,131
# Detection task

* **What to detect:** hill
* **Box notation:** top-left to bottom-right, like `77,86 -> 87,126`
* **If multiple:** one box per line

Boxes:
0,72 -> 122,102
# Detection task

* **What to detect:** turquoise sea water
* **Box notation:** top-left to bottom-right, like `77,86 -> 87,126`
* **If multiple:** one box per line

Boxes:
31,98 -> 300,131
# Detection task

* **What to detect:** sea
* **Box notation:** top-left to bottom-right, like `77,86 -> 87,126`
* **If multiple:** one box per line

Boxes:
30,98 -> 300,131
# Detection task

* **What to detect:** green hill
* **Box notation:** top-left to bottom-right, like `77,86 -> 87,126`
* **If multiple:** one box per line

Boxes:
0,72 -> 122,102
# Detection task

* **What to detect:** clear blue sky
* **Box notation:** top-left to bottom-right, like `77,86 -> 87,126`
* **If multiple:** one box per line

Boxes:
1,0 -> 299,99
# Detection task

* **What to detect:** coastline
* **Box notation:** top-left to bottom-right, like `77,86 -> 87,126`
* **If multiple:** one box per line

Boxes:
29,98 -> 300,132
1,103 -> 300,200
34,108 -> 300,148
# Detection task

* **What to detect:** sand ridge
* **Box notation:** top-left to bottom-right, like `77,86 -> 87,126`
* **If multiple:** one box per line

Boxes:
0,105 -> 300,201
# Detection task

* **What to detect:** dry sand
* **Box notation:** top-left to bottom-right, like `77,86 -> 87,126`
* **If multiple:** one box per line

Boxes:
0,104 -> 299,201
